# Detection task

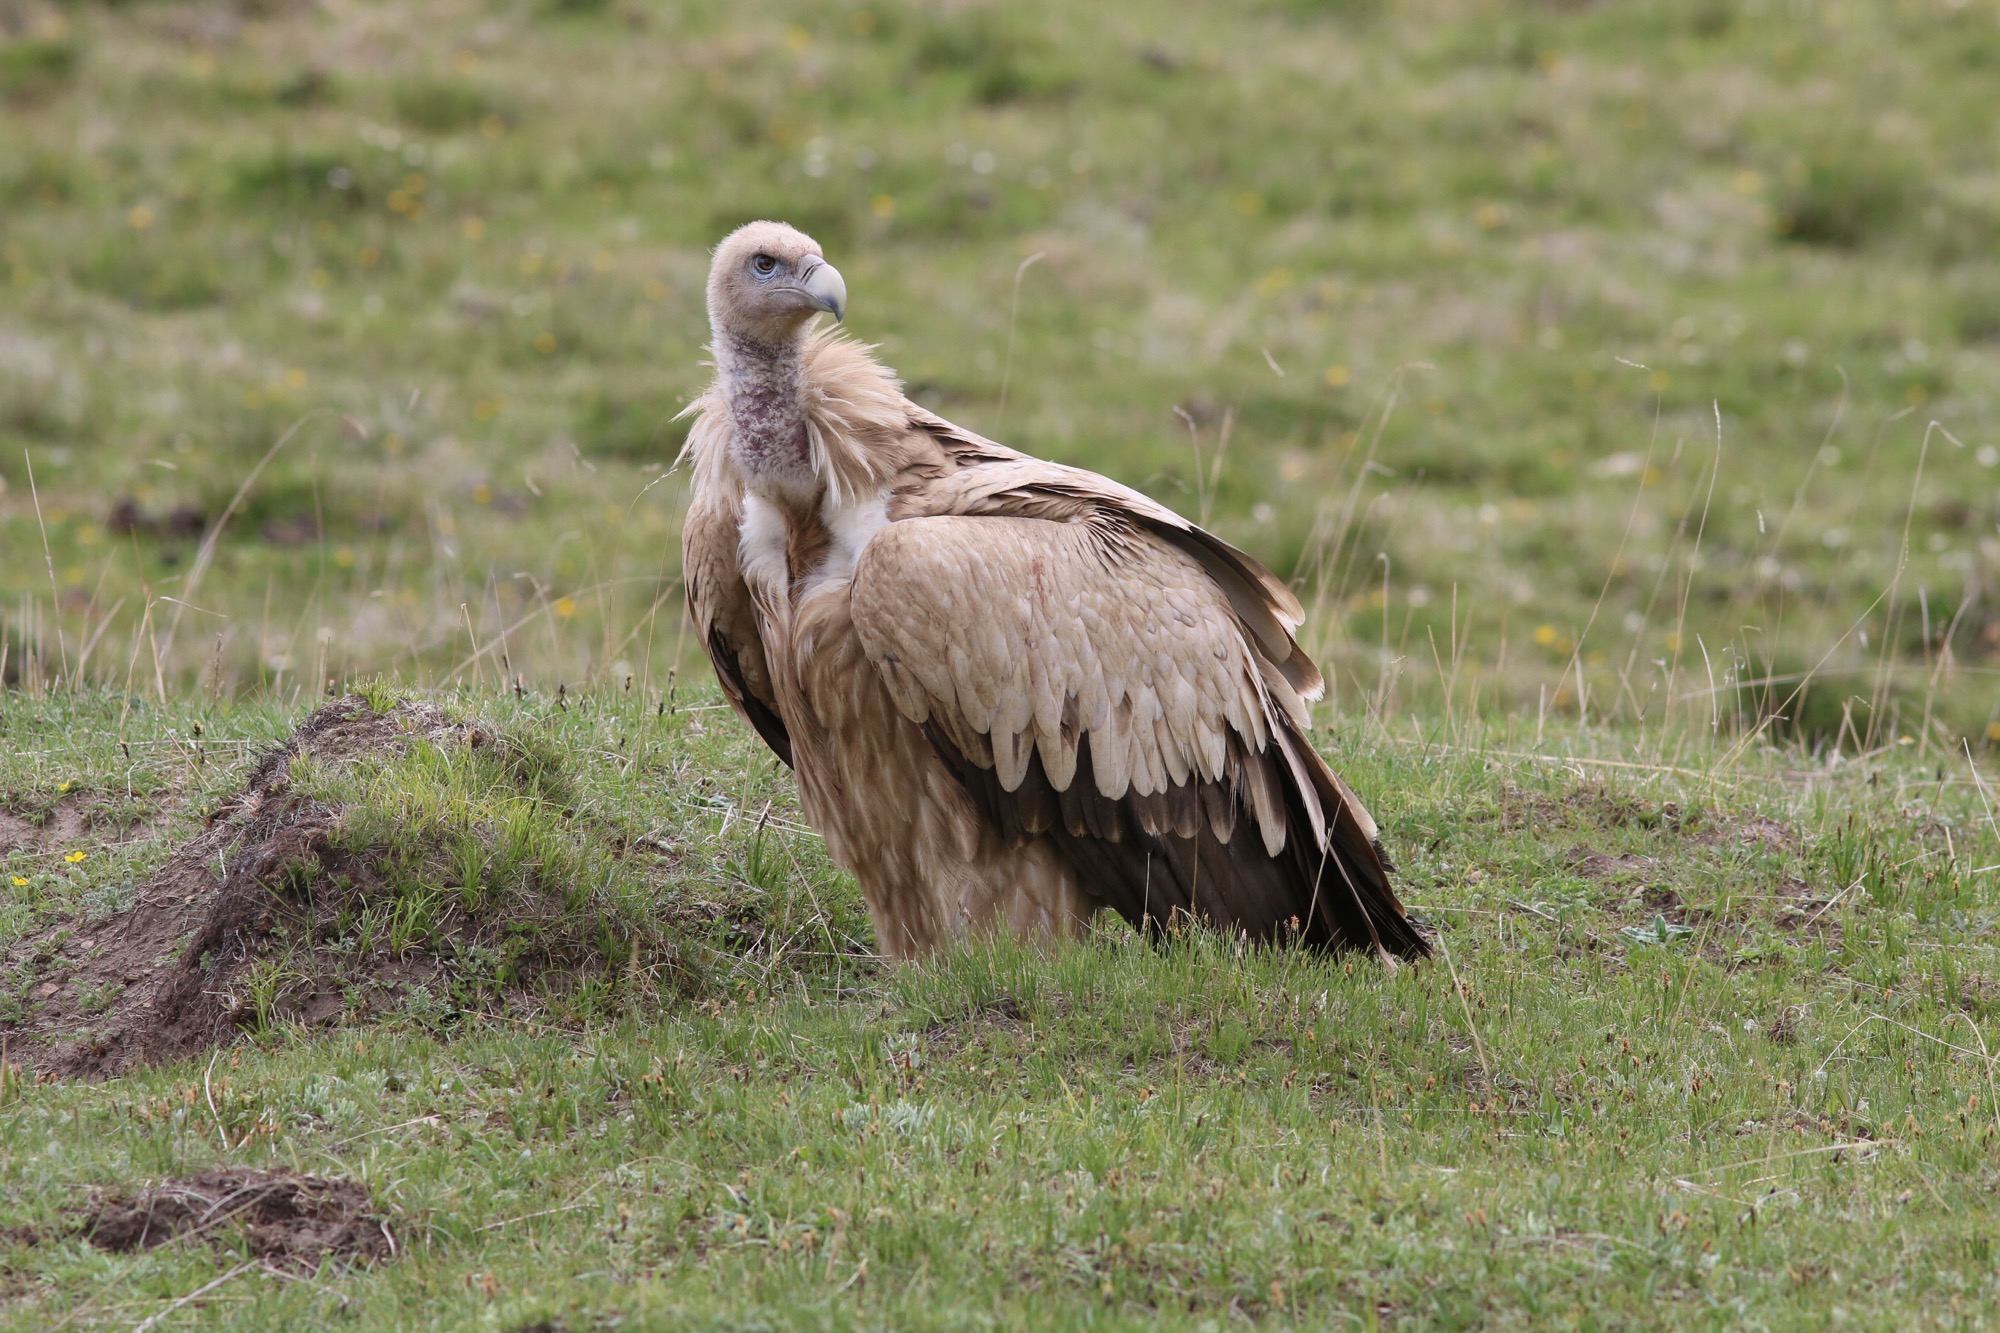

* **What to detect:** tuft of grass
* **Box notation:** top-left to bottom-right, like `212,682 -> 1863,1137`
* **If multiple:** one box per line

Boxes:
1771,146 -> 1922,250
0,34 -> 80,103
391,77 -> 510,134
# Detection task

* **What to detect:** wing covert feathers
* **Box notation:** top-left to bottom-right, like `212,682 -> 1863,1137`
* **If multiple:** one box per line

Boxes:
850,512 -> 1426,960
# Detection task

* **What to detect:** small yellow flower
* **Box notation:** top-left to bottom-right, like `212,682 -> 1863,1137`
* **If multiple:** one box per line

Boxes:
871,194 -> 897,219
1325,365 -> 1350,388
10,876 -> 27,887
65,851 -> 87,864
1532,625 -> 1558,647
57,781 -> 70,792
553,596 -> 578,619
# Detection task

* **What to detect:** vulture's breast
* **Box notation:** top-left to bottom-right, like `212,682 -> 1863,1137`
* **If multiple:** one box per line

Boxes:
739,488 -> 892,606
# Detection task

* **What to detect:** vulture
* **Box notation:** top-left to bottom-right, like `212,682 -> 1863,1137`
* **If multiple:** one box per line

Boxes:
681,221 -> 1427,964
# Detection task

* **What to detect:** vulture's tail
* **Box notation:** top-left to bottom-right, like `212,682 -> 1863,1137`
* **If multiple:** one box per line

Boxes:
1276,721 -> 1430,962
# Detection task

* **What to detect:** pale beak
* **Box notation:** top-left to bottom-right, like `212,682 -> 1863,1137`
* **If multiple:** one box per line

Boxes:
798,258 -> 847,323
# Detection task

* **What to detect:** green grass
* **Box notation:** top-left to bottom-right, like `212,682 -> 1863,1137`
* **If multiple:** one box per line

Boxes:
4,685 -> 2000,1327
0,0 -> 1995,744
6,0 -> 2000,1325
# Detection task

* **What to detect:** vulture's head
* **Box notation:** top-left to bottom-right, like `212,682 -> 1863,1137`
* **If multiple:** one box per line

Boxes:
707,220 -> 846,345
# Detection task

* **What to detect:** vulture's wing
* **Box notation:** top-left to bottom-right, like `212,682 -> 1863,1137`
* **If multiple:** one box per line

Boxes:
848,507 -> 1427,959
910,414 -> 1323,702
681,418 -> 792,767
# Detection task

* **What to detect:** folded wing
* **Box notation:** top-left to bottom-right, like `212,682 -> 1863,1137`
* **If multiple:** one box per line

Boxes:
848,507 -> 1427,959
682,413 -> 793,768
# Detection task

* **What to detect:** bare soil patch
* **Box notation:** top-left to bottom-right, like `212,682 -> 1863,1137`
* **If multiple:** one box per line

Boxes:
0,694 -> 601,1079
1701,814 -> 1799,853
1503,781 -> 1801,855
78,1168 -> 393,1270
1569,849 -> 1659,881
0,794 -> 89,856
1773,883 -> 1844,945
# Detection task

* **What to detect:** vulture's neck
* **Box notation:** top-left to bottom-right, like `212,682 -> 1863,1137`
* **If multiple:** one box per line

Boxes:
715,328 -> 818,507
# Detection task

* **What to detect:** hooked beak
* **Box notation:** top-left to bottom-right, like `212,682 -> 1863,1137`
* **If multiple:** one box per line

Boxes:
798,257 -> 847,323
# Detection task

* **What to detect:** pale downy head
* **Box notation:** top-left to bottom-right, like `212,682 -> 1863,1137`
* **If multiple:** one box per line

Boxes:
706,221 -> 846,347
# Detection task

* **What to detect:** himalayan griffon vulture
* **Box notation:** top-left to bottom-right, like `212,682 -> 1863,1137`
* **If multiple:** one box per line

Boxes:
682,221 -> 1427,963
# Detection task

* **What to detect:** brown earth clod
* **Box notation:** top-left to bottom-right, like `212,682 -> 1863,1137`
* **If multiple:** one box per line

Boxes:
78,1168 -> 393,1270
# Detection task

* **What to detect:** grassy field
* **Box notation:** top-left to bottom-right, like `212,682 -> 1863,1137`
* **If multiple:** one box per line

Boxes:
2,686 -> 2000,1328
1,0 -> 1997,742
6,0 -> 2000,1327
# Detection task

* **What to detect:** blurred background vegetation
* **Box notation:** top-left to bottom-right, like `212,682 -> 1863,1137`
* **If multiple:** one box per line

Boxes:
1,0 -> 1996,749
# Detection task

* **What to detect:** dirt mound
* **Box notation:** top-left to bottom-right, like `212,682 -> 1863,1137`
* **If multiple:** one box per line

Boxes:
79,1168 -> 392,1270
0,694 -> 591,1079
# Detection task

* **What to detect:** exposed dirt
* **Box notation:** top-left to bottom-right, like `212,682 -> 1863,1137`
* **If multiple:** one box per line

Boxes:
1773,889 -> 1844,945
1502,781 -> 1801,855
1501,782 -> 1686,835
0,695 -> 528,1078
1702,814 -> 1799,853
0,795 -> 90,857
77,1168 -> 392,1270
0,811 -> 33,856
1568,849 -> 1659,881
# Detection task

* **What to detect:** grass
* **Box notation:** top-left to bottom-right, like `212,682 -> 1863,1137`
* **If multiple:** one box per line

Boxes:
0,0 -> 1995,744
3,684 -> 2000,1326
5,0 -> 2000,1325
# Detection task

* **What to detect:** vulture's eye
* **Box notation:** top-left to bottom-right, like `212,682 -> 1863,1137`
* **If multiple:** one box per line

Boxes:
751,254 -> 779,277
